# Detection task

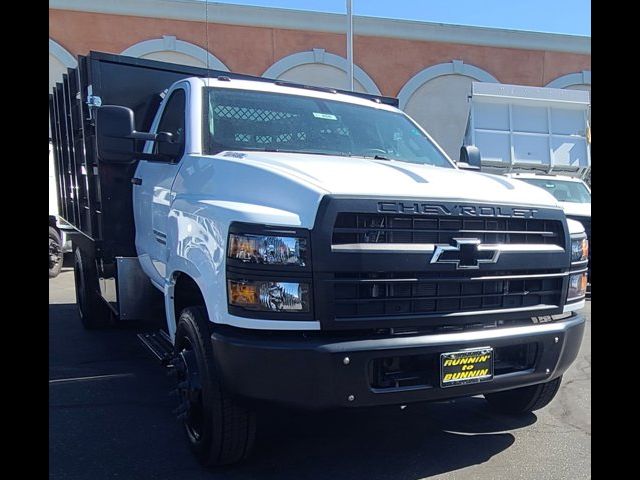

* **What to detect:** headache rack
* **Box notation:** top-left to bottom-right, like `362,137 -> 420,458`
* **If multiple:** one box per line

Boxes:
49,51 -> 399,263
464,82 -> 591,180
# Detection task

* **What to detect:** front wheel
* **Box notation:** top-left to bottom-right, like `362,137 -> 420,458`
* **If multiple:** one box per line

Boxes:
484,376 -> 563,414
173,306 -> 256,466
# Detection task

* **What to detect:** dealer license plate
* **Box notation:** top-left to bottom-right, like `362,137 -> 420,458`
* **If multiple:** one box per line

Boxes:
440,347 -> 494,388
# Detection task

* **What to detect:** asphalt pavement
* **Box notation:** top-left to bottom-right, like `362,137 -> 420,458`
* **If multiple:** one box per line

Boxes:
49,267 -> 591,480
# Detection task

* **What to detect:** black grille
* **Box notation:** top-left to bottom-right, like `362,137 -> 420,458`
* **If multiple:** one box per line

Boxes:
333,213 -> 564,246
332,272 -> 563,319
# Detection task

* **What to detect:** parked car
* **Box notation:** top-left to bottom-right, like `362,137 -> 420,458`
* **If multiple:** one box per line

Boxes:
506,173 -> 590,284
49,141 -> 72,277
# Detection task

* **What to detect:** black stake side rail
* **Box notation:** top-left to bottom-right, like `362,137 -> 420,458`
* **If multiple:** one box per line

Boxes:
49,51 -> 400,264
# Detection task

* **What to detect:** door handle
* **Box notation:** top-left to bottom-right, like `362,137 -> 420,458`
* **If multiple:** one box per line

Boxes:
131,177 -> 142,185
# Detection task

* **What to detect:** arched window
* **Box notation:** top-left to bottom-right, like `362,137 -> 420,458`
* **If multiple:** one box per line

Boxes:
49,39 -> 77,93
397,60 -> 499,159
121,36 -> 228,70
262,49 -> 380,95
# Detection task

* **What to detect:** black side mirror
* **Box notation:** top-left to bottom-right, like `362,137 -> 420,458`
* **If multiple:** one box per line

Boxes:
458,145 -> 481,171
96,106 -> 159,164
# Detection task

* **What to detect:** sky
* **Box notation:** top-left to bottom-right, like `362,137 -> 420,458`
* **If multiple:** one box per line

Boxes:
204,0 -> 591,36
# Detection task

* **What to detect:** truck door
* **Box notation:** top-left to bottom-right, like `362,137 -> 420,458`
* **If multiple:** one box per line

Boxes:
133,87 -> 187,286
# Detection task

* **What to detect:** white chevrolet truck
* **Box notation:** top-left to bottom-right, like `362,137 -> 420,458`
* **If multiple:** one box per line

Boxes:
50,53 -> 588,466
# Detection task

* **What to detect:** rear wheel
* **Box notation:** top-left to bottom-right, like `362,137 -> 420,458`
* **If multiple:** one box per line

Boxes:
173,306 -> 256,466
49,227 -> 63,278
484,376 -> 563,414
73,247 -> 110,329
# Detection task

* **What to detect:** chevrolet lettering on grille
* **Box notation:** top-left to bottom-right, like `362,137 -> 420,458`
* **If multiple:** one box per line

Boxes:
377,201 -> 538,218
430,238 -> 500,269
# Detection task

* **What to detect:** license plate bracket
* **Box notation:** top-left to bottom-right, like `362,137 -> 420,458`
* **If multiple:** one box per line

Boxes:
440,347 -> 494,388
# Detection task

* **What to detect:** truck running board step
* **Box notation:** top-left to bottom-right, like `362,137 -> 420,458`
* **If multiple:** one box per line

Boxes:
137,331 -> 174,366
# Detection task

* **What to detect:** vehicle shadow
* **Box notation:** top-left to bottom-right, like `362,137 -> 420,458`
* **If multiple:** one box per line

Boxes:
49,301 -> 536,480
224,397 -> 535,479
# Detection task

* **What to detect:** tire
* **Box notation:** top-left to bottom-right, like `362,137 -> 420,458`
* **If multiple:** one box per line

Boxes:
173,306 -> 256,466
73,247 -> 110,329
49,227 -> 63,278
484,376 -> 563,414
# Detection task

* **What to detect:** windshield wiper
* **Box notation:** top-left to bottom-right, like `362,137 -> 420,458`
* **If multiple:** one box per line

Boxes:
349,153 -> 400,162
231,147 -> 349,157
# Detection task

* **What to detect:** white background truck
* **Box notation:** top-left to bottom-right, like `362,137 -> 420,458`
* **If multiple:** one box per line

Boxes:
463,81 -> 590,177
50,53 -> 588,466
504,173 -> 591,284
49,141 -> 72,278
461,82 -> 591,285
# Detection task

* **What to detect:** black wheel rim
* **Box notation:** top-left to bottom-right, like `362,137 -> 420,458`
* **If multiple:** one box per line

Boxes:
175,338 -> 204,443
49,237 -> 62,270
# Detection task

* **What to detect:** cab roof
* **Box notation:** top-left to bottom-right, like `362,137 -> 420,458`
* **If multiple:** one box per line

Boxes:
504,173 -> 587,184
196,76 -> 401,113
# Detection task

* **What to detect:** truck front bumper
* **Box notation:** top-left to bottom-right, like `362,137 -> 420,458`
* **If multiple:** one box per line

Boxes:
211,314 -> 585,409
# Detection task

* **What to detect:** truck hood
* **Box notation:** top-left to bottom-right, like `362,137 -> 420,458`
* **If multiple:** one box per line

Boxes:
231,151 -> 561,208
558,201 -> 591,218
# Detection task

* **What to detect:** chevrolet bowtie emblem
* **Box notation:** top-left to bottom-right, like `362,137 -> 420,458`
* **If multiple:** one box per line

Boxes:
430,238 -> 500,269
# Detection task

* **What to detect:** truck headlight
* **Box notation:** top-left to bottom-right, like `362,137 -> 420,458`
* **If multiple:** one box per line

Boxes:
571,237 -> 588,262
228,233 -> 308,267
568,272 -> 588,300
228,280 -> 310,312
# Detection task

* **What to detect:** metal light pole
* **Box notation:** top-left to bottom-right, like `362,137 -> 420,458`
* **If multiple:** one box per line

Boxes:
346,0 -> 354,91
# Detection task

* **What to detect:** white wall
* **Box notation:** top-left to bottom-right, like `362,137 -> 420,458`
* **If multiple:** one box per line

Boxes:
404,74 -> 475,160
275,63 -> 367,93
566,84 -> 590,92
138,51 -> 206,67
565,85 -> 591,123
49,54 -> 69,93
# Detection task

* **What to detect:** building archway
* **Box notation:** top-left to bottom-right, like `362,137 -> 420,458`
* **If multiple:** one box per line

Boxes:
397,60 -> 499,159
49,39 -> 77,92
262,49 -> 381,95
545,71 -> 591,90
546,70 -> 591,125
121,36 -> 229,70
49,39 -> 78,135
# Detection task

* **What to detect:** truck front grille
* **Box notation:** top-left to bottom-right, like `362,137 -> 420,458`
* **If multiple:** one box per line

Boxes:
333,213 -> 564,247
332,271 -> 563,319
311,198 -> 569,329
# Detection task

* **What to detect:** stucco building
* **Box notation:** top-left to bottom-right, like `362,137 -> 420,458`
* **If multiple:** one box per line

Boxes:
49,0 -> 591,159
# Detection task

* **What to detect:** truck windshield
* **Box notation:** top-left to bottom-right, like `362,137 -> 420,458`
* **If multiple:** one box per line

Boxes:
519,178 -> 591,203
203,87 -> 453,168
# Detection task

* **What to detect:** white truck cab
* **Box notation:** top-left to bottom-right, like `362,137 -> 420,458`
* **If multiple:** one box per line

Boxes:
505,173 -> 590,217
505,173 -> 591,283
51,53 -> 588,466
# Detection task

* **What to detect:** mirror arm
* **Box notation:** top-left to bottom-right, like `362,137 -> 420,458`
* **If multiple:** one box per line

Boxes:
128,131 -> 157,141
457,162 -> 480,171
